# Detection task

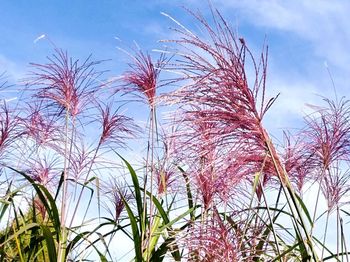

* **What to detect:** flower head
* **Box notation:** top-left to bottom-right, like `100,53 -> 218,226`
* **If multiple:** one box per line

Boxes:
304,98 -> 350,170
25,155 -> 61,187
102,179 -> 130,222
282,132 -> 316,192
98,103 -> 138,147
182,212 -> 239,261
321,167 -> 350,211
0,102 -> 21,158
165,8 -> 285,189
21,102 -> 62,147
28,48 -> 104,117
122,50 -> 166,108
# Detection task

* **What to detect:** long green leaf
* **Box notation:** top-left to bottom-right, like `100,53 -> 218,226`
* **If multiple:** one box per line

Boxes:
271,242 -> 300,262
121,194 -> 142,262
6,167 -> 61,239
0,223 -> 40,247
117,154 -> 144,229
179,167 -> 195,221
65,231 -> 90,259
294,193 -> 313,226
158,206 -> 197,232
40,224 -> 57,261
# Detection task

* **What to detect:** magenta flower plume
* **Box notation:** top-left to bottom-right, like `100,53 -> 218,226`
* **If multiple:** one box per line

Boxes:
183,212 -> 239,261
21,103 -> 62,147
177,119 -> 247,208
153,128 -> 182,195
155,165 -> 177,195
165,8 -> 287,188
103,179 -> 130,222
0,102 -> 21,158
68,143 -> 93,180
304,98 -> 350,170
26,155 -> 60,186
321,168 -> 350,211
28,48 -> 104,117
98,103 -> 138,147
122,50 -> 166,108
282,132 -> 316,192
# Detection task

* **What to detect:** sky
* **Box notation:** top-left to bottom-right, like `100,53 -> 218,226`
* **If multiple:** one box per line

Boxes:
1,0 -> 350,260
1,0 -> 350,135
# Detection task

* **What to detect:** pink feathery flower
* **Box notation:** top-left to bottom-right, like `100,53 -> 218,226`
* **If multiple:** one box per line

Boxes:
155,165 -> 177,195
183,212 -> 239,261
165,8 -> 286,188
21,103 -> 62,147
68,142 -> 93,180
103,179 -> 130,222
282,132 -> 316,192
98,103 -> 138,147
122,50 -> 166,108
154,128 -> 182,195
321,167 -> 350,211
28,48 -> 104,117
178,119 -> 248,208
304,98 -> 350,170
0,102 -> 21,158
26,155 -> 61,187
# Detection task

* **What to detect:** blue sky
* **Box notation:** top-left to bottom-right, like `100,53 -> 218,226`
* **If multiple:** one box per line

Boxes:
1,0 -> 349,135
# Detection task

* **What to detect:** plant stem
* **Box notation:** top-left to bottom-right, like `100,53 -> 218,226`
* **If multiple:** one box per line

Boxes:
321,210 -> 330,259
340,216 -> 349,262
311,167 -> 327,236
57,110 -> 70,262
260,180 -> 282,261
146,107 -> 156,262
68,142 -> 101,228
262,127 -> 319,261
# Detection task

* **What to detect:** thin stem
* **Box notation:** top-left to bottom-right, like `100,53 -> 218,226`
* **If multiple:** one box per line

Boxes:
338,206 -> 340,261
340,216 -> 349,262
321,210 -> 330,259
311,167 -> 327,236
146,106 -> 156,262
68,142 -> 101,228
262,127 -> 319,261
57,110 -> 70,262
141,112 -> 152,257
260,181 -> 282,261
238,155 -> 269,250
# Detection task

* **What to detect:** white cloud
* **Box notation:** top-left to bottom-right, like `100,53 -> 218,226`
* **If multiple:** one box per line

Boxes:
209,0 -> 350,70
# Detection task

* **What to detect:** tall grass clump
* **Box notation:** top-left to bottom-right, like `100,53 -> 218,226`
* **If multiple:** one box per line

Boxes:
0,5 -> 350,262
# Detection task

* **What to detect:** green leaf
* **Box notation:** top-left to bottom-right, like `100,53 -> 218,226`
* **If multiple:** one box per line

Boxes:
294,193 -> 313,226
271,242 -> 300,262
158,206 -> 198,232
121,194 -> 142,262
54,171 -> 64,201
0,223 -> 40,247
65,231 -> 90,258
179,167 -> 195,221
117,154 -> 144,230
40,224 -> 57,262
6,167 -> 61,240
145,191 -> 181,260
